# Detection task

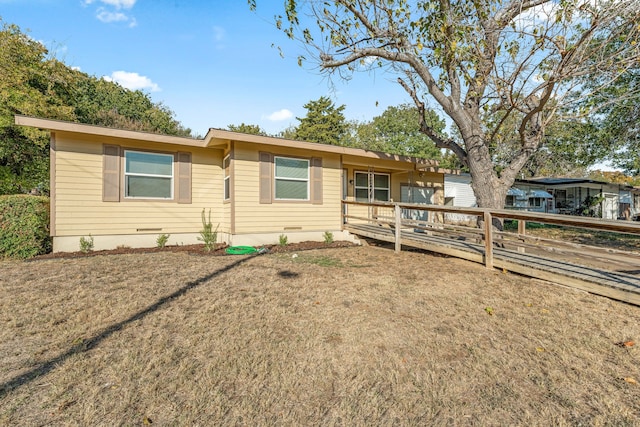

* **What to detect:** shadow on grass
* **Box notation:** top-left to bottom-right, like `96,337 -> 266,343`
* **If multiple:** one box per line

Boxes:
0,254 -> 258,398
277,270 -> 300,278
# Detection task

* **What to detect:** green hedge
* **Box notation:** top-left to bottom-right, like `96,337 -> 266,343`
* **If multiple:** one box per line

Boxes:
0,195 -> 51,259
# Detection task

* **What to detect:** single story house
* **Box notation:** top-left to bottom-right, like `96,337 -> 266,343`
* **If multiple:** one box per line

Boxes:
505,181 -> 554,213
444,174 -> 632,219
443,173 -> 554,218
613,186 -> 639,220
443,173 -> 478,224
16,116 -> 445,252
516,177 -> 624,219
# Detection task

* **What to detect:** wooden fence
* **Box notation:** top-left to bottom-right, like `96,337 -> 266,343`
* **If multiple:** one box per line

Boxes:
342,200 -> 640,270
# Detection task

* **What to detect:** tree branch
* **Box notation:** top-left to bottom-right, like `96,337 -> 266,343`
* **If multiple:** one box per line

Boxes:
398,76 -> 468,166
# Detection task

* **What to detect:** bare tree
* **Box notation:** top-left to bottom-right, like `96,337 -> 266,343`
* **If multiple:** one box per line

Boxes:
255,0 -> 640,211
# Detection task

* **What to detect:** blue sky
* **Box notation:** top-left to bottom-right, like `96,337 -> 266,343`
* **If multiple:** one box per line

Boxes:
2,0 -> 413,137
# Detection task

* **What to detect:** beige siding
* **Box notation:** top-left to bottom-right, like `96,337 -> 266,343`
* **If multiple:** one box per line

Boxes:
232,142 -> 342,234
53,133 -> 225,237
51,129 -> 444,245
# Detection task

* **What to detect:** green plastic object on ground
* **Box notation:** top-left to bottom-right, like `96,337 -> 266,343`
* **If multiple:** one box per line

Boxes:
225,246 -> 259,255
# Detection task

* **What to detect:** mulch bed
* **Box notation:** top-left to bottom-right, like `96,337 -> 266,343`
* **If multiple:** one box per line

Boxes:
32,240 -> 356,260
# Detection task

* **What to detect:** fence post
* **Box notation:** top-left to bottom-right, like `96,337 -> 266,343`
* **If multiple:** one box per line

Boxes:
517,219 -> 526,253
484,210 -> 493,269
395,203 -> 401,253
343,201 -> 348,225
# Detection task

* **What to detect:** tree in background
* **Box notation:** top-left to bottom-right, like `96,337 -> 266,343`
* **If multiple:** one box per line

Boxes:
484,108 -> 601,178
585,67 -> 640,175
523,119 -> 606,178
589,170 -> 640,186
0,22 -> 75,194
0,20 -> 191,195
63,71 -> 191,137
261,0 -> 640,211
293,96 -> 348,145
227,123 -> 268,136
353,104 -> 445,159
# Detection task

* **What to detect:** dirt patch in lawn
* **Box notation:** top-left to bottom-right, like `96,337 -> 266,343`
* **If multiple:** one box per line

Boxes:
1,245 -> 639,425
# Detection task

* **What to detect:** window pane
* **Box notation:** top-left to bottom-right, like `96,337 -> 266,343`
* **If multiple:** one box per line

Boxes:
374,174 -> 389,188
275,157 -> 308,179
355,172 -> 368,187
126,152 -> 173,176
126,176 -> 172,198
355,188 -> 369,202
224,177 -> 230,200
374,189 -> 389,201
275,179 -> 308,199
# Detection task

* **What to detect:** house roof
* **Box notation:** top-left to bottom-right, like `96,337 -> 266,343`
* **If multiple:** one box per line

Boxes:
16,115 -> 207,148
507,187 -> 527,198
518,177 -> 634,192
15,115 -> 440,168
518,177 -> 609,186
528,189 -> 553,198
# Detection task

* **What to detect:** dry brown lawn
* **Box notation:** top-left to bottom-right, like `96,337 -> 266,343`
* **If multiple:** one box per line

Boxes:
1,245 -> 639,426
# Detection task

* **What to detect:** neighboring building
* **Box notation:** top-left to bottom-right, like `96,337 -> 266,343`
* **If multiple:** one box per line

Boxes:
507,181 -> 554,213
443,173 -> 554,217
443,173 -> 478,224
619,186 -> 640,220
504,187 -> 528,210
444,174 -> 633,219
631,188 -> 640,220
517,177 -> 623,219
16,116 -> 445,252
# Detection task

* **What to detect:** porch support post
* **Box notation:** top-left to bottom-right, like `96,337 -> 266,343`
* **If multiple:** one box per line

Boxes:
395,203 -> 401,253
484,210 -> 493,269
342,201 -> 347,226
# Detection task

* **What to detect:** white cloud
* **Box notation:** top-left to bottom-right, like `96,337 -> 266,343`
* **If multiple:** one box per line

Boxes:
103,71 -> 160,92
96,9 -> 127,23
84,0 -> 136,9
211,26 -> 226,49
213,26 -> 225,42
86,0 -> 137,27
95,8 -> 137,27
265,109 -> 293,121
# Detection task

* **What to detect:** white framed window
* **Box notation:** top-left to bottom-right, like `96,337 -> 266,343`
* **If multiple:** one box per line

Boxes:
505,195 -> 515,207
355,172 -> 390,202
223,155 -> 230,201
274,156 -> 309,200
124,150 -> 174,199
529,197 -> 543,208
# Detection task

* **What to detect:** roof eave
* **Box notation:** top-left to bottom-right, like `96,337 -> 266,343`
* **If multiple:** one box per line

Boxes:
15,116 -> 443,168
15,115 -> 209,148
204,128 -> 440,167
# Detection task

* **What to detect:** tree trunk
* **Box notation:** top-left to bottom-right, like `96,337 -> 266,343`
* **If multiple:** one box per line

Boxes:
465,139 -> 511,231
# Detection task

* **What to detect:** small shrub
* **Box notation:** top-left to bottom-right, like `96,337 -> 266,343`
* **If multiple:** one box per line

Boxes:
323,231 -> 334,244
156,233 -> 170,248
279,234 -> 288,246
79,235 -> 94,253
197,209 -> 218,252
0,195 -> 51,259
